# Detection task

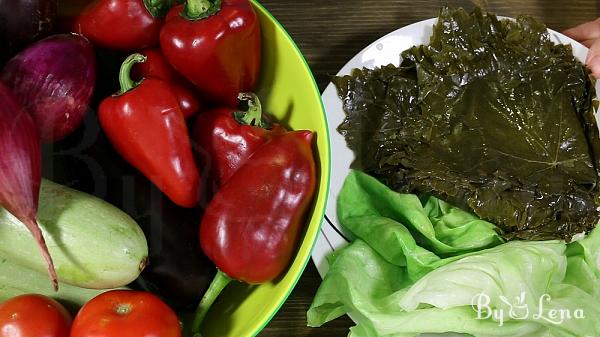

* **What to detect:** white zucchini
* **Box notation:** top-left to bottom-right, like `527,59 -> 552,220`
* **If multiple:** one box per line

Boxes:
0,179 -> 148,289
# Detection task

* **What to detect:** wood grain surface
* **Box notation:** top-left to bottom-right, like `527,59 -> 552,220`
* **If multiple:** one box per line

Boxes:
256,1 -> 600,336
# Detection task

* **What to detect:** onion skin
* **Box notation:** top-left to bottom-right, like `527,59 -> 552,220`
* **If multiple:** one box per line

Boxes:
0,82 -> 57,290
1,33 -> 96,143
0,0 -> 57,63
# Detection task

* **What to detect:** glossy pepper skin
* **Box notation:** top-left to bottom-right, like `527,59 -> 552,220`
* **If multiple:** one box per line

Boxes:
75,0 -> 170,50
132,48 -> 201,118
192,93 -> 285,187
99,54 -> 200,208
160,0 -> 261,107
200,130 -> 316,283
189,129 -> 317,336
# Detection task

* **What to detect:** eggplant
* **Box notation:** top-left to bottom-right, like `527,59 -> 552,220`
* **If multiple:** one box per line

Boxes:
0,0 -> 57,63
134,193 -> 217,310
118,173 -> 216,309
96,153 -> 215,309
2,34 -> 96,143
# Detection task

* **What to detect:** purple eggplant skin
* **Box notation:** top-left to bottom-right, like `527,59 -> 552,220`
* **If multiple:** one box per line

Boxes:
1,33 -> 96,143
0,0 -> 57,64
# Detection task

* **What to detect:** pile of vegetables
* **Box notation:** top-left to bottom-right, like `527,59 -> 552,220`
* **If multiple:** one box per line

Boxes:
0,0 -> 318,336
309,7 -> 600,337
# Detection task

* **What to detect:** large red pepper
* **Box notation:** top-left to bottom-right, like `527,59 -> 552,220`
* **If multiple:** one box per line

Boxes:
192,92 -> 285,188
191,130 -> 316,335
99,53 -> 200,208
74,0 -> 170,50
160,0 -> 261,107
132,48 -> 201,118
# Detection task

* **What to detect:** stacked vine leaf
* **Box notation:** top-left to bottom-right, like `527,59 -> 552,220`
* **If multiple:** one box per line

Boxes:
336,7 -> 599,241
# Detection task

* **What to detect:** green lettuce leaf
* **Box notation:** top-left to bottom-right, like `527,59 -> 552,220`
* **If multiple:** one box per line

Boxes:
308,170 -> 600,337
337,169 -> 503,281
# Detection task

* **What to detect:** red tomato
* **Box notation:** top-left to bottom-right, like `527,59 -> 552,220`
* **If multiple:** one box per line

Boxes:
70,290 -> 181,337
0,294 -> 71,337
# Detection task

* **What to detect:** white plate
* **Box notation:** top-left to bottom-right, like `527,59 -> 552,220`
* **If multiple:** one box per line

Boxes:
311,17 -> 599,336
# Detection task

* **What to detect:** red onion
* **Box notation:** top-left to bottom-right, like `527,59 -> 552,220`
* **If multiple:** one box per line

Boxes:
2,33 -> 96,142
0,81 -> 57,290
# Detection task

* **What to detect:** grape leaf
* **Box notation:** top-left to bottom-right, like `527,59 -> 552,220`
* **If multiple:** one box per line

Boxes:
336,7 -> 600,240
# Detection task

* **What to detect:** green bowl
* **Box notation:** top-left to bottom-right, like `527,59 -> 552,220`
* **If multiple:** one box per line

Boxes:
56,0 -> 329,335
198,2 -> 330,337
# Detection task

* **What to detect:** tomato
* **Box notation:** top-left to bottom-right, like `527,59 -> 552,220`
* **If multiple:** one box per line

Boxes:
0,294 -> 71,337
70,290 -> 181,337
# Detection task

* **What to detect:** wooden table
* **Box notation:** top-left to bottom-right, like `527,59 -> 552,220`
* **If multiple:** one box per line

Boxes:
256,1 -> 600,336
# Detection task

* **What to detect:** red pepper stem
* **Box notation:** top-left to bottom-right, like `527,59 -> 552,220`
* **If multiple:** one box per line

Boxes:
118,53 -> 147,96
184,0 -> 221,20
234,92 -> 271,129
190,269 -> 233,337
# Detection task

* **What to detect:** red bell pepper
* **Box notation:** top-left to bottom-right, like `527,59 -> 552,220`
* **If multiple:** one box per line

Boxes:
99,53 -> 200,208
160,0 -> 261,107
192,92 -> 285,188
132,48 -> 201,118
74,0 -> 170,50
191,130 -> 316,335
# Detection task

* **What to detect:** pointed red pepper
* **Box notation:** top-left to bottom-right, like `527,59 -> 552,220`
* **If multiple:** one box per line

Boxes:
191,130 -> 317,335
132,48 -> 201,118
99,53 -> 200,207
192,92 -> 285,188
159,0 -> 261,107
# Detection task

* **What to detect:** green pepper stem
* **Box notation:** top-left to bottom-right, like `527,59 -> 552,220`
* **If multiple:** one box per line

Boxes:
190,270 -> 233,337
142,0 -> 171,18
184,0 -> 221,20
118,54 -> 147,95
234,92 -> 271,129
